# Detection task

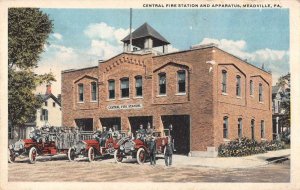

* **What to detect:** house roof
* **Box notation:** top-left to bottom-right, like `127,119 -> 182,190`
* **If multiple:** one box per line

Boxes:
121,22 -> 170,48
37,93 -> 61,107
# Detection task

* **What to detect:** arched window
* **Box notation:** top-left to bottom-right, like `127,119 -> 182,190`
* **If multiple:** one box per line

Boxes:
120,77 -> 129,98
222,70 -> 227,93
236,75 -> 241,96
223,116 -> 229,139
259,83 -> 263,102
238,118 -> 243,139
135,76 -> 143,97
177,70 -> 186,93
251,119 -> 255,140
91,82 -> 97,101
250,80 -> 254,95
108,80 -> 115,99
158,73 -> 166,95
78,83 -> 84,102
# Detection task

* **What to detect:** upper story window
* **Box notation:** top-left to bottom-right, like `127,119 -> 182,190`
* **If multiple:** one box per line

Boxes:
250,80 -> 254,96
108,80 -> 115,99
223,116 -> 229,139
53,102 -> 55,107
261,120 -> 265,138
91,82 -> 97,101
251,119 -> 255,140
135,76 -> 143,97
78,83 -> 84,102
40,109 -> 48,121
221,70 -> 227,93
45,101 -> 48,106
259,83 -> 263,102
236,75 -> 241,97
120,78 -> 129,98
238,118 -> 243,139
159,73 -> 166,95
177,70 -> 186,93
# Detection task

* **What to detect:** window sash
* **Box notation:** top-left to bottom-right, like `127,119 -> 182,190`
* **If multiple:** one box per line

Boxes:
135,77 -> 142,87
222,71 -> 227,93
251,120 -> 255,140
159,74 -> 166,85
250,80 -> 253,95
261,121 -> 265,138
78,84 -> 84,101
121,79 -> 129,89
236,77 -> 241,96
238,119 -> 243,138
91,82 -> 97,101
223,117 -> 228,138
108,81 -> 115,90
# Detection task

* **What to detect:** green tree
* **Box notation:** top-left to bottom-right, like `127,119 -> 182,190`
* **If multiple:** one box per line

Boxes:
8,8 -> 55,136
277,73 -> 290,130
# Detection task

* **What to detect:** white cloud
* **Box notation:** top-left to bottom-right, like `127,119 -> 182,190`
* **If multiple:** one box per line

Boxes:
198,38 -> 289,84
52,33 -> 63,40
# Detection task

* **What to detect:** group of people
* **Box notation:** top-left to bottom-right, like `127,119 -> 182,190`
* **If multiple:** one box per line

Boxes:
136,123 -> 175,167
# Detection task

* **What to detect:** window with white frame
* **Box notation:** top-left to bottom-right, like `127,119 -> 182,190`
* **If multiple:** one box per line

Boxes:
261,120 -> 265,138
222,70 -> 227,93
108,80 -> 115,99
251,119 -> 255,140
223,116 -> 229,139
91,82 -> 97,101
259,83 -> 263,102
78,83 -> 84,102
250,80 -> 254,95
238,118 -> 243,139
177,70 -> 186,93
135,76 -> 143,97
236,75 -> 241,96
120,78 -> 129,98
159,73 -> 166,95
40,109 -> 48,121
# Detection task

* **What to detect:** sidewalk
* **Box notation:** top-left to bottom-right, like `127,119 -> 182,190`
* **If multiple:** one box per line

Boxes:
170,149 -> 290,169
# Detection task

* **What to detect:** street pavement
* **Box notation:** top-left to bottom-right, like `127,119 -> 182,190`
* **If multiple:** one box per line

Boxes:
8,149 -> 290,182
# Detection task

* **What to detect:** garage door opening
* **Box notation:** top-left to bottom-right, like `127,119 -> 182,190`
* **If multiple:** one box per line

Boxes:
75,118 -> 93,131
129,116 -> 153,136
161,115 -> 190,155
100,117 -> 121,131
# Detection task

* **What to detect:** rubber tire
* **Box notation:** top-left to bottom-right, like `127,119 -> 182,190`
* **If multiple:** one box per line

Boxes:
8,148 -> 15,163
114,149 -> 123,164
88,147 -> 95,162
68,148 -> 76,161
136,148 -> 146,165
29,147 -> 37,164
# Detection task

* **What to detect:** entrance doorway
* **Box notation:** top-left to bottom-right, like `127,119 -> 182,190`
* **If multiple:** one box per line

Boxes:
128,116 -> 153,136
75,118 -> 93,131
100,117 -> 121,131
161,115 -> 190,155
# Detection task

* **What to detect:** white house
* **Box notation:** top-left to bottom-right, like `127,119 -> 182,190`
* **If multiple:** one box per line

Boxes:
9,85 -> 62,143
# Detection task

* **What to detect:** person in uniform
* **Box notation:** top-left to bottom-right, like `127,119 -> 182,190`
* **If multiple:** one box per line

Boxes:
136,124 -> 145,140
164,137 -> 174,166
169,124 -> 176,151
100,127 -> 108,147
149,136 -> 157,166
146,123 -> 153,137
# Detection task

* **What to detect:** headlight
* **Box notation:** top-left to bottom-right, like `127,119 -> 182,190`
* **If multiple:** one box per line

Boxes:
131,147 -> 134,151
120,146 -> 124,150
9,144 -> 14,149
19,144 -> 23,149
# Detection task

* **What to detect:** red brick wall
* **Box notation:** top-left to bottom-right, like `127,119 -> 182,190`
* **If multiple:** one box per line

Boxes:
61,46 -> 272,152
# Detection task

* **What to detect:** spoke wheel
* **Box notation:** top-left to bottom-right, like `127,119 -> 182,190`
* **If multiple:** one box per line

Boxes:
88,147 -> 95,162
68,148 -> 76,161
29,147 -> 37,164
114,149 -> 123,163
137,148 -> 146,165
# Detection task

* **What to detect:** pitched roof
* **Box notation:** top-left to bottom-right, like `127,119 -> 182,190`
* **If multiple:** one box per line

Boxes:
37,93 -> 61,106
121,22 -> 170,45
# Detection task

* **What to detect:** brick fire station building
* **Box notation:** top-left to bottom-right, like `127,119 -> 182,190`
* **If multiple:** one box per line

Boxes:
62,23 -> 272,157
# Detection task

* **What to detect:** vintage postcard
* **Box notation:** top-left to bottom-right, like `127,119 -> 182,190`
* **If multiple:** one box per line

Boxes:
0,0 -> 300,190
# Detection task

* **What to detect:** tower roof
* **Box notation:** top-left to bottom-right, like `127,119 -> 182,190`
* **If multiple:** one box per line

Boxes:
121,22 -> 170,48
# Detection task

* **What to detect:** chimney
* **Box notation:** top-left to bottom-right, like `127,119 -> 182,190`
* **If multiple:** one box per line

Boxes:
46,84 -> 52,95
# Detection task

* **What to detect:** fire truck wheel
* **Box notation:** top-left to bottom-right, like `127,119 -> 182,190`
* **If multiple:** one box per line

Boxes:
114,149 -> 123,163
88,147 -> 95,162
68,148 -> 76,161
29,147 -> 37,164
137,148 -> 146,165
8,148 -> 15,163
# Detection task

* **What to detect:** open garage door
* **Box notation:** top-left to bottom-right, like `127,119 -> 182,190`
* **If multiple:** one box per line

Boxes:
129,116 -> 153,136
100,117 -> 121,131
162,115 -> 190,155
75,118 -> 93,131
